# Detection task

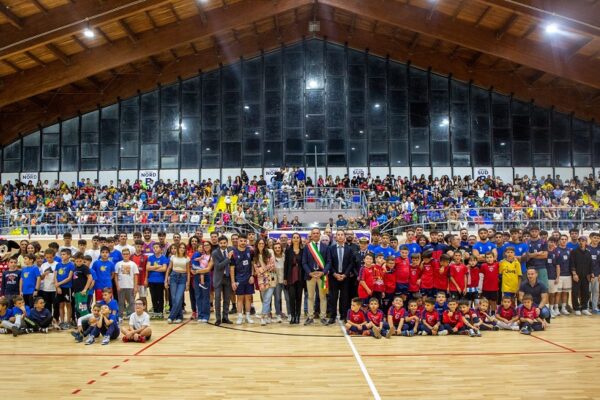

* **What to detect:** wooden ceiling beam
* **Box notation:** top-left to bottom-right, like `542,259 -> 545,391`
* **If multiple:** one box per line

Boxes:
473,0 -> 600,38
319,0 -> 600,89
474,6 -> 491,28
0,0 -> 172,61
71,34 -> 89,51
24,51 -> 46,67
0,3 -> 23,30
0,16 -> 312,144
45,43 -> 71,65
2,59 -> 22,73
117,19 -> 138,43
495,13 -> 518,40
30,0 -> 48,15
0,0 -> 311,108
145,11 -> 158,31
168,3 -> 181,22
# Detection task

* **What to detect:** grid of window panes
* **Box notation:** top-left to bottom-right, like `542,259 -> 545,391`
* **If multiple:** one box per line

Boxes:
1,38 -> 600,173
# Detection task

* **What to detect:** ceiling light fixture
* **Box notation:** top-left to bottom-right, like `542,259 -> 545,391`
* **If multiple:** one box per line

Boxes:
545,23 -> 559,34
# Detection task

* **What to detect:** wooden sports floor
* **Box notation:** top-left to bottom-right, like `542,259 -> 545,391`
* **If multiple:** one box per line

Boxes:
2,300 -> 599,400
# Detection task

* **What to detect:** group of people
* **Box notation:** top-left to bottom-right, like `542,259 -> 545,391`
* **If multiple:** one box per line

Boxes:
1,218 -> 597,342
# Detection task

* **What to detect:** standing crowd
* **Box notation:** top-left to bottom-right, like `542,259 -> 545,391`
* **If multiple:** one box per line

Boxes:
0,221 -> 597,342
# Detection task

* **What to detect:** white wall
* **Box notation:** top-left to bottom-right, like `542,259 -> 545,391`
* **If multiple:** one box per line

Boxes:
534,167 -> 553,180
328,167 -> 347,180
201,169 -> 220,182
98,170 -> 117,186
306,167 -> 326,183
494,167 -> 513,183
432,167 -> 452,179
1,173 -> 18,183
390,167 -> 410,179
411,167 -> 431,178
160,169 -> 179,182
574,168 -> 593,180
179,169 -> 199,183
221,168 -> 240,183
78,171 -> 97,183
244,168 -> 262,180
59,172 -> 78,186
39,172 -> 59,184
453,167 -> 472,179
118,170 -> 137,184
370,167 -> 390,179
554,167 -> 573,180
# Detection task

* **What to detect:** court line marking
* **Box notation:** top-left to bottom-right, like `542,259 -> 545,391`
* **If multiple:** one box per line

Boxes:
208,322 -> 344,338
134,319 -> 191,356
339,322 -> 381,400
529,334 -> 577,352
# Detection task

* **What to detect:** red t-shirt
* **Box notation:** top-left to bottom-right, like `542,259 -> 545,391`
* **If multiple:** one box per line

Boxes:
408,265 -> 421,292
347,309 -> 367,325
359,266 -> 375,298
433,263 -> 449,290
480,262 -> 499,291
496,305 -> 517,320
468,266 -> 480,289
394,257 -> 410,284
420,260 -> 438,289
367,309 -> 385,326
518,306 -> 539,320
387,306 -> 406,325
442,310 -> 464,329
383,267 -> 396,294
372,264 -> 386,293
449,263 -> 468,292
421,310 -> 439,326
130,253 -> 148,285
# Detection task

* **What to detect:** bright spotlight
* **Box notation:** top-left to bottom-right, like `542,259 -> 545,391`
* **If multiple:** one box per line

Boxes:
545,23 -> 559,34
83,28 -> 95,38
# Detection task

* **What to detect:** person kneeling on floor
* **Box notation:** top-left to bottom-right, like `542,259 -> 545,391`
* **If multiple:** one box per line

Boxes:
84,304 -> 119,345
121,300 -> 152,343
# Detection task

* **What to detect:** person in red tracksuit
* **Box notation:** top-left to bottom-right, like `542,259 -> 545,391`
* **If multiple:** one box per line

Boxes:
383,256 -> 397,312
433,254 -> 451,296
394,247 -> 410,300
408,253 -> 422,299
466,255 -> 480,307
449,252 -> 468,299
440,298 -> 464,335
420,249 -> 437,299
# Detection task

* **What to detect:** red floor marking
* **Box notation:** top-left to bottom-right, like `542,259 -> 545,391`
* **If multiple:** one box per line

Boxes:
100,372 -> 108,376
112,365 -> 120,369
134,320 -> 191,356
586,355 -> 593,359
123,359 -> 130,362
0,353 -> 130,357
71,389 -> 81,395
530,334 -> 577,352
87,380 -> 95,385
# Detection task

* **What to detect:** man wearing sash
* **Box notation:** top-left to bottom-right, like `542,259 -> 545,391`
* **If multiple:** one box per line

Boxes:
302,228 -> 331,325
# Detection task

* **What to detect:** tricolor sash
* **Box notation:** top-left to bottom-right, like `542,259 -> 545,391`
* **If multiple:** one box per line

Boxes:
308,242 -> 328,291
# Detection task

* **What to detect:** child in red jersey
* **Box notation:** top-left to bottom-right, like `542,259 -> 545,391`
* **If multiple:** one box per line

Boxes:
458,300 -> 482,337
480,252 -> 500,313
401,299 -> 420,337
130,240 -> 148,308
372,253 -> 387,304
518,294 -> 546,335
383,256 -> 397,312
413,292 -> 425,314
419,298 -> 443,336
495,295 -> 520,331
441,298 -> 464,334
466,255 -> 480,307
433,254 -> 450,296
345,298 -> 369,336
366,297 -> 390,339
474,298 -> 499,331
358,253 -> 378,306
419,249 -> 437,298
449,251 -> 468,299
394,246 -> 410,299
387,296 -> 406,336
408,253 -> 422,298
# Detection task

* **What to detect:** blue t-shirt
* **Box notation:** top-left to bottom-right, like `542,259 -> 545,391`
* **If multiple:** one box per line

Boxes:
191,252 -> 201,269
98,299 -> 119,317
21,266 -> 41,295
93,259 -> 115,290
109,249 -> 123,264
0,308 -> 13,321
526,239 -> 548,270
554,246 -> 571,276
2,269 -> 20,296
12,305 -> 31,316
547,250 -> 557,280
147,254 -> 169,284
589,245 -> 600,276
405,243 -> 421,257
30,307 -> 51,323
55,262 -> 75,289
473,241 -> 497,257
231,247 -> 253,283
373,245 -> 397,258
88,268 -> 97,296
566,241 -> 579,250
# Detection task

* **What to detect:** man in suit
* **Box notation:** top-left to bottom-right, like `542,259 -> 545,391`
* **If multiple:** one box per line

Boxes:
302,228 -> 331,325
327,229 -> 355,324
211,235 -> 232,326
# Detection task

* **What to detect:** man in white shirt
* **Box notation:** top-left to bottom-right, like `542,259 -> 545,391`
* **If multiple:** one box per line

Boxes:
121,300 -> 152,343
84,235 -> 101,264
115,232 -> 135,254
115,248 -> 139,318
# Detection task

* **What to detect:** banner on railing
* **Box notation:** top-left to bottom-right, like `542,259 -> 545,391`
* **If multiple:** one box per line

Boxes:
139,170 -> 158,186
20,172 -> 39,183
268,230 -> 371,241
265,168 -> 278,184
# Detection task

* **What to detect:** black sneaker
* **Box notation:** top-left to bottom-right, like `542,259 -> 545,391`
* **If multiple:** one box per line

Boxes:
304,318 -> 314,326
11,327 -> 19,337
250,306 -> 256,315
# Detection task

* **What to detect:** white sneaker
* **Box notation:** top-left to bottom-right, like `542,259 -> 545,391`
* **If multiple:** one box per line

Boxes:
0,328 -> 6,334
265,317 -> 272,324
236,314 -> 244,325
511,325 -> 520,331
275,315 -> 283,323
561,308 -> 570,316
575,310 -> 582,316
167,319 -> 173,324
260,317 -> 266,326
582,309 -> 592,316
246,314 -> 254,324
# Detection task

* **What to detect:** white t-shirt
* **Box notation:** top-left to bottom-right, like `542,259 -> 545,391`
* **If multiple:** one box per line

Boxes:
85,249 -> 101,264
129,311 -> 150,330
115,244 -> 136,254
39,262 -> 57,292
115,260 -> 139,289
59,245 -> 78,255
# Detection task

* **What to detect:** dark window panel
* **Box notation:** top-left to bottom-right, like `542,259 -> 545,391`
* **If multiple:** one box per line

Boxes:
326,77 -> 344,102
532,106 -> 549,127
222,65 -> 241,91
408,68 -> 428,102
493,135 -> 510,154
243,59 -> 261,77
101,144 -> 119,170
410,103 -> 429,127
81,111 -> 99,132
511,99 -> 530,115
451,103 -> 469,131
160,131 -> 180,157
182,77 -> 200,93
368,78 -> 386,102
120,157 -> 138,170
326,102 -> 345,128
348,64 -> 365,89
264,142 -> 283,167
431,116 -> 449,141
80,158 -> 98,171
141,120 -> 159,143
328,128 -> 345,139
81,144 -> 97,158
121,106 -> 139,131
42,159 -> 59,171
390,115 -> 408,140
533,130 -> 551,153
222,143 -> 241,168
388,63 -> 407,89
306,90 -> 324,114
367,56 -> 386,77
430,91 -> 449,114
472,142 -> 491,165
243,78 -> 261,102
348,116 -> 366,139
431,141 -> 450,166
492,103 -> 509,127
284,52 -> 303,77
140,145 -> 159,169
390,141 -> 409,166
494,153 -> 511,167
348,141 -> 367,165
161,84 -> 179,106
573,126 -> 591,154
202,129 -> 220,141
512,115 -> 530,141
304,154 -> 326,167
62,117 -> 79,144
451,81 -> 468,103
411,128 -> 429,152
349,90 -> 365,114
286,138 -> 303,153
411,153 -> 429,167
512,141 -> 531,166
453,137 -> 470,153
285,154 -> 303,166
326,50 -> 345,76
389,90 -> 407,114
265,116 -> 282,140
223,118 -> 241,142
265,91 -> 282,115
100,119 -> 118,144
552,112 -> 570,140
202,105 -> 220,128
22,146 -> 40,172
533,153 -> 551,167
202,156 -> 220,169
160,106 -> 179,130
470,86 -> 489,114
553,142 -> 571,166
369,153 -> 388,166
305,141 -> 325,154
328,139 -> 345,153
285,78 -> 303,102
430,74 -> 448,91
264,65 -> 281,90
181,118 -> 200,143
244,138 -> 261,154
243,155 -> 261,167
471,115 -> 490,141
305,115 -> 325,140
594,143 -> 600,165
370,132 -> 388,153
223,92 -> 241,116
141,92 -> 159,117
573,154 -> 591,167
202,79 -> 219,103
285,104 -> 302,128
369,103 -> 386,127
453,153 -> 470,166
202,140 -> 220,156
328,154 -> 346,166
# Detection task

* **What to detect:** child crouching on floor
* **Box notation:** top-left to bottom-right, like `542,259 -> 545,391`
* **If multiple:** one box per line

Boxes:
84,304 -> 119,345
495,295 -> 520,331
72,304 -> 101,342
23,297 -> 52,333
121,300 -> 152,343
345,298 -> 369,336
366,297 -> 390,339
419,298 -> 443,336
518,294 -> 546,335
474,298 -> 499,331
387,296 -> 406,336
458,300 -> 482,337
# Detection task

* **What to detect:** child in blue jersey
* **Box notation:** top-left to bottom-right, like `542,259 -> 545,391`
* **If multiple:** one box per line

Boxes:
19,254 -> 41,307
4,295 -> 31,336
98,288 -> 119,319
402,299 -> 420,336
84,255 -> 96,309
54,249 -> 75,329
92,247 -> 115,302
25,297 -> 52,333
366,297 -> 390,339
0,297 -> 14,334
107,237 -> 124,264
146,243 -> 168,318
85,304 -> 119,345
2,258 -> 20,306
434,291 -> 449,320
230,234 -> 255,325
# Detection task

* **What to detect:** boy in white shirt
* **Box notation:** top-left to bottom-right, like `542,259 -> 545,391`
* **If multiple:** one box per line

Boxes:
39,249 -> 58,329
115,248 -> 139,319
121,300 -> 152,343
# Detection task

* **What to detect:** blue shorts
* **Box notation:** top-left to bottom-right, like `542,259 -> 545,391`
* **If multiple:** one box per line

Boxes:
395,283 -> 409,295
235,282 -> 255,295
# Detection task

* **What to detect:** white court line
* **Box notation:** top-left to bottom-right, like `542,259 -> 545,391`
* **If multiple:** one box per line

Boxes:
338,322 -> 382,400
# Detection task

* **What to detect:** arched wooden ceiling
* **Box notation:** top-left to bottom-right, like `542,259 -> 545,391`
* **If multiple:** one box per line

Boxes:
0,0 -> 599,145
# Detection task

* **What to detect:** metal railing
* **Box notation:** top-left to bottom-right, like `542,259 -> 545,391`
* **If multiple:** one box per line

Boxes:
272,187 -> 367,212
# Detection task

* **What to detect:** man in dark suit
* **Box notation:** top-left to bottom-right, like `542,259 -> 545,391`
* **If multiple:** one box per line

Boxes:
327,229 -> 355,324
302,228 -> 331,325
212,235 -> 233,326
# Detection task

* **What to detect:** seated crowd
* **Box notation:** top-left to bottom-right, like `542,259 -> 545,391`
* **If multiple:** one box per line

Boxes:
0,222 -> 596,343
